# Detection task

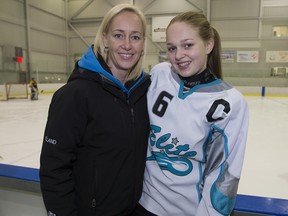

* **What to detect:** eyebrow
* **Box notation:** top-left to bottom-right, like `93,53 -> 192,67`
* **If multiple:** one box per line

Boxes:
167,38 -> 194,45
112,29 -> 142,34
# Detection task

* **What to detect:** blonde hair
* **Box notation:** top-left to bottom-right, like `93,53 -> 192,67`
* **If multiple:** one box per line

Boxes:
93,4 -> 147,81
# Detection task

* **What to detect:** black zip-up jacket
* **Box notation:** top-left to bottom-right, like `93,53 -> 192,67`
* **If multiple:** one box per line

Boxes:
40,46 -> 151,216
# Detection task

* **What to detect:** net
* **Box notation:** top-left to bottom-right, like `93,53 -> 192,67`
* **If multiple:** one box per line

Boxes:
0,82 -> 29,101
0,84 -> 8,101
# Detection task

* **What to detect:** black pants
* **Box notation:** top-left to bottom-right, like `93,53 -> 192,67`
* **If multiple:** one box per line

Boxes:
131,203 -> 158,216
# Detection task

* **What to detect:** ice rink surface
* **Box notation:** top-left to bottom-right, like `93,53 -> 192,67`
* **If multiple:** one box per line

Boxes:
0,94 -> 288,200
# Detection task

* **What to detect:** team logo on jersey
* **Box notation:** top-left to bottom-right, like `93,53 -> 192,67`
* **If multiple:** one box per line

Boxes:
148,125 -> 197,176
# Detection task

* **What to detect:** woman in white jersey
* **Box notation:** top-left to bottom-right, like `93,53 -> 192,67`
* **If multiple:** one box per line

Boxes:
132,11 -> 249,216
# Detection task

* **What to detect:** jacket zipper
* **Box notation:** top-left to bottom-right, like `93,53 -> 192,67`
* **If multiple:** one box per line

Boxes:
91,198 -> 96,208
125,93 -> 135,125
91,166 -> 98,208
126,93 -> 137,209
130,107 -> 135,125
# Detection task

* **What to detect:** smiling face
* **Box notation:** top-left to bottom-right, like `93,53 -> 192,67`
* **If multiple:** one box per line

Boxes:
103,11 -> 144,80
166,21 -> 214,77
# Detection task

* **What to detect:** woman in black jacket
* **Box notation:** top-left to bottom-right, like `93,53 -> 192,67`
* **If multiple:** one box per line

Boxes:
39,4 -> 150,216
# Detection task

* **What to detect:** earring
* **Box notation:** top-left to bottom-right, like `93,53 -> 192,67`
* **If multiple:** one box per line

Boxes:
104,46 -> 109,52
141,50 -> 144,56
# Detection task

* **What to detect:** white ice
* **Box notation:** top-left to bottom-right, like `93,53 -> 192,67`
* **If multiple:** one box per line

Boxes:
0,94 -> 287,200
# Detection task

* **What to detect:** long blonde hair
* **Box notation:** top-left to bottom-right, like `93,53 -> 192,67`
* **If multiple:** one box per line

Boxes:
93,4 -> 147,81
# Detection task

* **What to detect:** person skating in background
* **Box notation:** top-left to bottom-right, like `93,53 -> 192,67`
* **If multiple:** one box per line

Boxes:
40,3 -> 151,216
133,11 -> 249,216
29,77 -> 38,100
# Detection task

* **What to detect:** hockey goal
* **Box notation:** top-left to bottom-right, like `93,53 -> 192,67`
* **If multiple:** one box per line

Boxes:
0,82 -> 29,101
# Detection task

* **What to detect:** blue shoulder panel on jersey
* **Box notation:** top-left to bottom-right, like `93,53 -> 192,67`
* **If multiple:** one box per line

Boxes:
0,163 -> 39,182
211,182 -> 236,215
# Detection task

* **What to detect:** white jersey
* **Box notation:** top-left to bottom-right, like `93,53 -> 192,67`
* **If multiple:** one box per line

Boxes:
139,62 -> 249,216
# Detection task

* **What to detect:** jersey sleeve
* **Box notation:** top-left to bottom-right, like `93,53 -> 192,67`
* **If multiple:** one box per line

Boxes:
196,92 -> 249,216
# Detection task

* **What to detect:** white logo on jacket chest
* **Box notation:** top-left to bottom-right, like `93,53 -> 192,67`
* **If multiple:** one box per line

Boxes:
45,136 -> 57,145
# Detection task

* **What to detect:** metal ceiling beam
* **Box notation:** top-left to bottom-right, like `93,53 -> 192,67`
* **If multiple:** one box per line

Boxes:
68,23 -> 90,47
70,0 -> 94,20
185,0 -> 205,12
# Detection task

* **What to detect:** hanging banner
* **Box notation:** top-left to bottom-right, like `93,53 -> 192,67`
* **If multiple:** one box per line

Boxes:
221,50 -> 235,63
266,51 -> 288,63
237,51 -> 259,63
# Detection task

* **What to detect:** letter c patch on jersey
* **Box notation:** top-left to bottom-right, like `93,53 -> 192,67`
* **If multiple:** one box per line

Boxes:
206,99 -> 231,122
